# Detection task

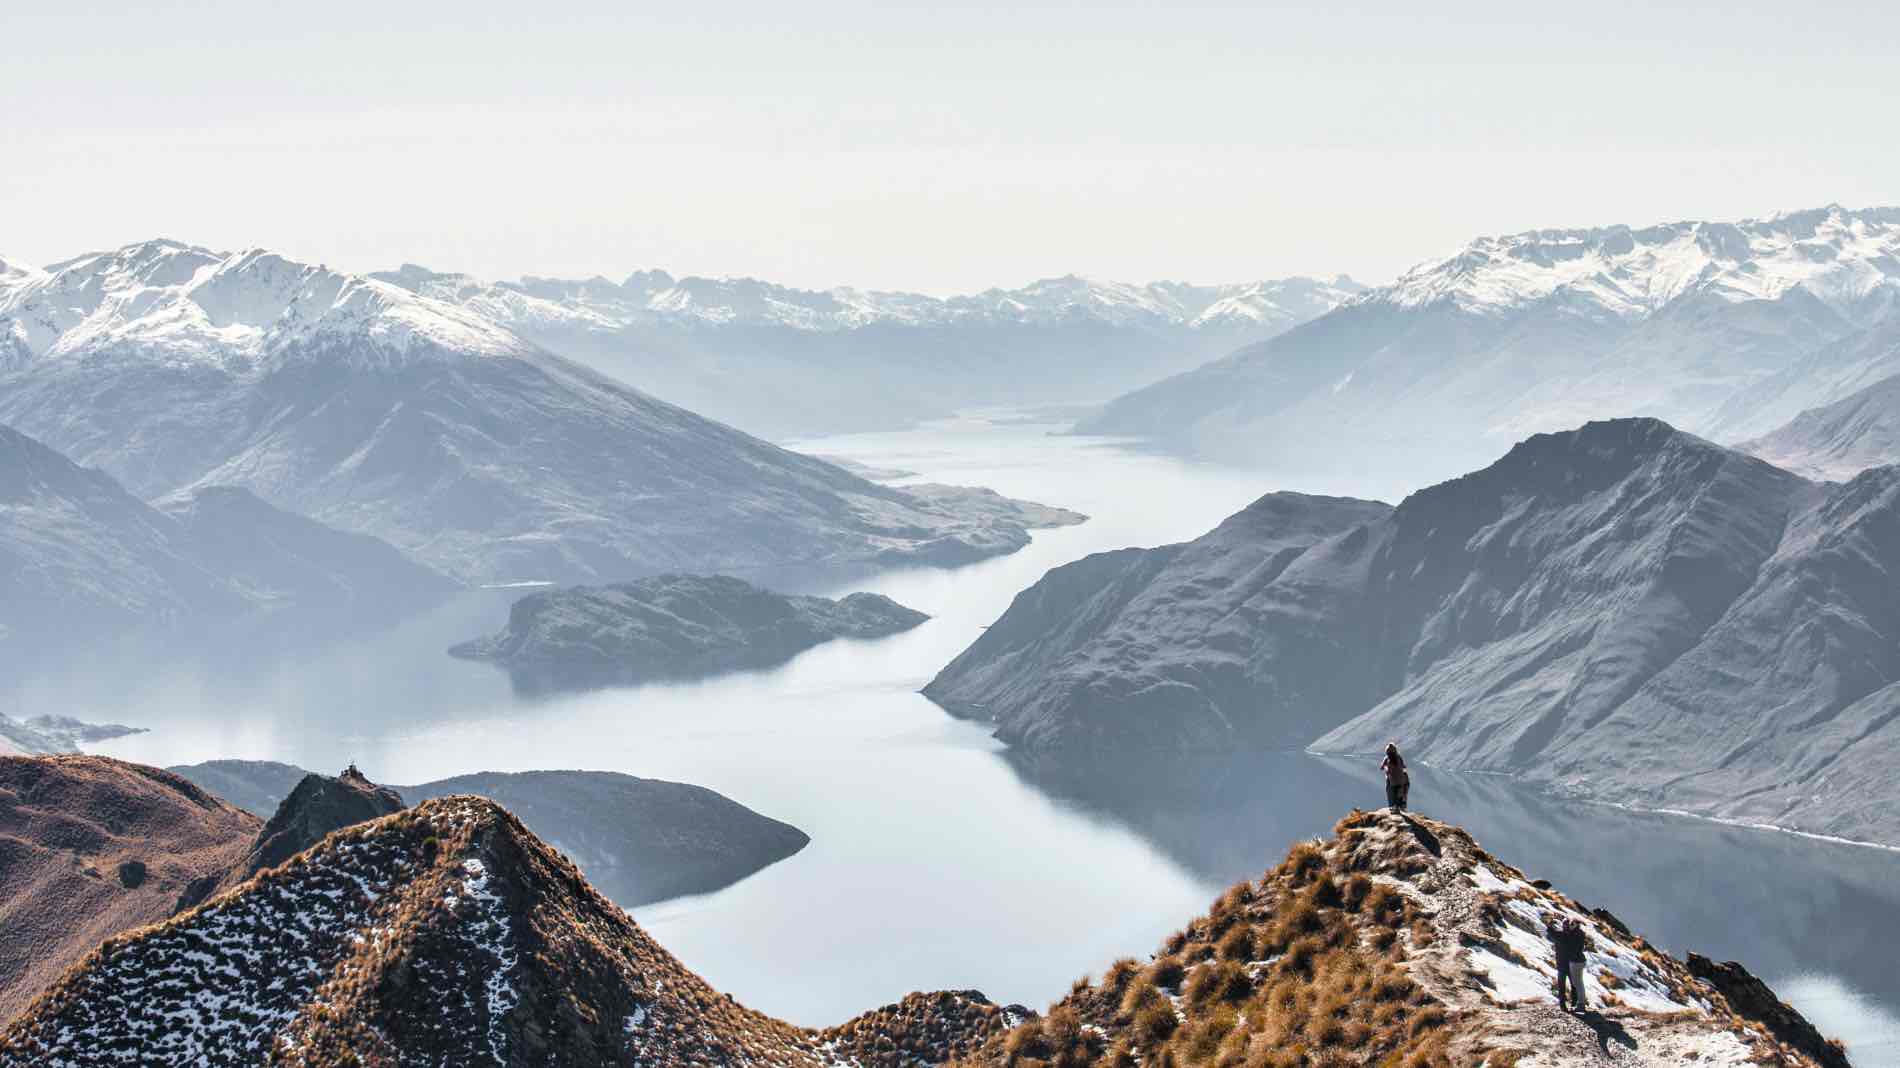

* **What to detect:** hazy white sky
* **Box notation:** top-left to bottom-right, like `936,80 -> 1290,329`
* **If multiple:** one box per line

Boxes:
5,0 -> 1895,292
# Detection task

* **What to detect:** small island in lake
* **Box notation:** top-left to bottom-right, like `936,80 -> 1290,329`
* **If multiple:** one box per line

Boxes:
449,573 -> 930,693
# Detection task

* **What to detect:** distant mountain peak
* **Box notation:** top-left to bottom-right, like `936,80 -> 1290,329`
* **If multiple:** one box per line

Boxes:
1372,203 -> 1900,320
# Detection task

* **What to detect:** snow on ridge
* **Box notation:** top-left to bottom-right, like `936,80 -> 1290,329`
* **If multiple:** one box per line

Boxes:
372,264 -> 1366,334
1368,203 -> 1900,320
0,239 -> 535,366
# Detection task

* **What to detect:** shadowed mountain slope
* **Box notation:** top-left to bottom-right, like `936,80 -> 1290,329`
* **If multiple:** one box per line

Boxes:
932,418 -> 1900,843
0,423 -> 454,654
1744,369 -> 1900,480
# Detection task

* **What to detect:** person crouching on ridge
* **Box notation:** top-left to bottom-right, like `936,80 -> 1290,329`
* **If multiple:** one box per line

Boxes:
1381,742 -> 1410,812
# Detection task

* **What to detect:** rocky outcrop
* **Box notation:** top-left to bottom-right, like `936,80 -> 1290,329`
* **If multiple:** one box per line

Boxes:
451,574 -> 932,692
952,809 -> 1853,1068
1687,954 -> 1851,1068
229,767 -> 405,885
400,770 -> 809,907
170,760 -> 813,907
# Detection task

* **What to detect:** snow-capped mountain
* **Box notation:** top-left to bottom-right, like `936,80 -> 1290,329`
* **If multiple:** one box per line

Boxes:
372,265 -> 1364,436
1081,205 -> 1900,489
0,240 -> 1081,585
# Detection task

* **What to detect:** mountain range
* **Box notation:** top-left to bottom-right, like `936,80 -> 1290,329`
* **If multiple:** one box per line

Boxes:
0,422 -> 453,652
1081,205 -> 1900,491
372,266 -> 1365,437
0,778 -> 1848,1067
928,418 -> 1900,846
0,241 -> 1082,586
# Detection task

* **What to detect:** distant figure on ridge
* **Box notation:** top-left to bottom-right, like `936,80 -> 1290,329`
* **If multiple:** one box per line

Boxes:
1546,915 -> 1589,1011
1381,742 -> 1410,812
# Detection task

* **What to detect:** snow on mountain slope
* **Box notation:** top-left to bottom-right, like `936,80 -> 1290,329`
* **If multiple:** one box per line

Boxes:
0,241 -> 1084,584
1082,205 -> 1900,488
0,794 -> 1019,1067
373,264 -> 1365,334
370,265 -> 1365,436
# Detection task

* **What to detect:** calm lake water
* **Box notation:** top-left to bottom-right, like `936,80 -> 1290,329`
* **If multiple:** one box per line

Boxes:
35,413 -> 1900,1062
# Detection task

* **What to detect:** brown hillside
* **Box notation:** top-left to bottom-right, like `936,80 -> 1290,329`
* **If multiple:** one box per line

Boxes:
0,755 -> 259,1023
0,800 -> 1851,1067
953,809 -> 1850,1068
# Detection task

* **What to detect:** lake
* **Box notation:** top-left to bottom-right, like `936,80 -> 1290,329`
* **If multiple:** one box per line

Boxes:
38,412 -> 1900,1062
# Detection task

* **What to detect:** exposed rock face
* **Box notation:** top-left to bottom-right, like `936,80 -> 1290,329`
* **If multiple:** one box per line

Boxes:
925,492 -> 1393,754
0,423 -> 453,654
227,768 -> 405,887
0,241 -> 1086,586
937,418 -> 1900,844
1687,954 -> 1851,1068
451,574 -> 931,692
169,760 -> 814,907
1080,206 -> 1900,490
1744,369 -> 1900,480
0,756 -> 259,1023
0,803 -> 1845,1067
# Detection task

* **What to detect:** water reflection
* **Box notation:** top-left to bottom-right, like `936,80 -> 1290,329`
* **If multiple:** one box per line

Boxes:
28,413 -> 1900,1053
1009,749 -> 1900,1058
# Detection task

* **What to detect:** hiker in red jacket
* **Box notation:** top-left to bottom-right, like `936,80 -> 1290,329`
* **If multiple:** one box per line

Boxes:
1381,742 -> 1410,812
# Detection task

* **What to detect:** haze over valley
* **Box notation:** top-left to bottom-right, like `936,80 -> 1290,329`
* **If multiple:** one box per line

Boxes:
6,205 -> 1900,1063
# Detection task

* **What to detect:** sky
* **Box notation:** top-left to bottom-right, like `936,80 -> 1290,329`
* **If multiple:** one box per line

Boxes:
4,0 -> 1896,293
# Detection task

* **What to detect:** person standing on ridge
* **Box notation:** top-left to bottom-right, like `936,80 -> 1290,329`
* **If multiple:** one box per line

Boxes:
1546,915 -> 1589,1011
1381,742 -> 1410,812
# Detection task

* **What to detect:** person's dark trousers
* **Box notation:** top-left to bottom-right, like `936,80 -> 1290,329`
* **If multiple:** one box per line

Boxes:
1386,782 -> 1401,808
1396,781 -> 1409,810
1555,959 -> 1574,1008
